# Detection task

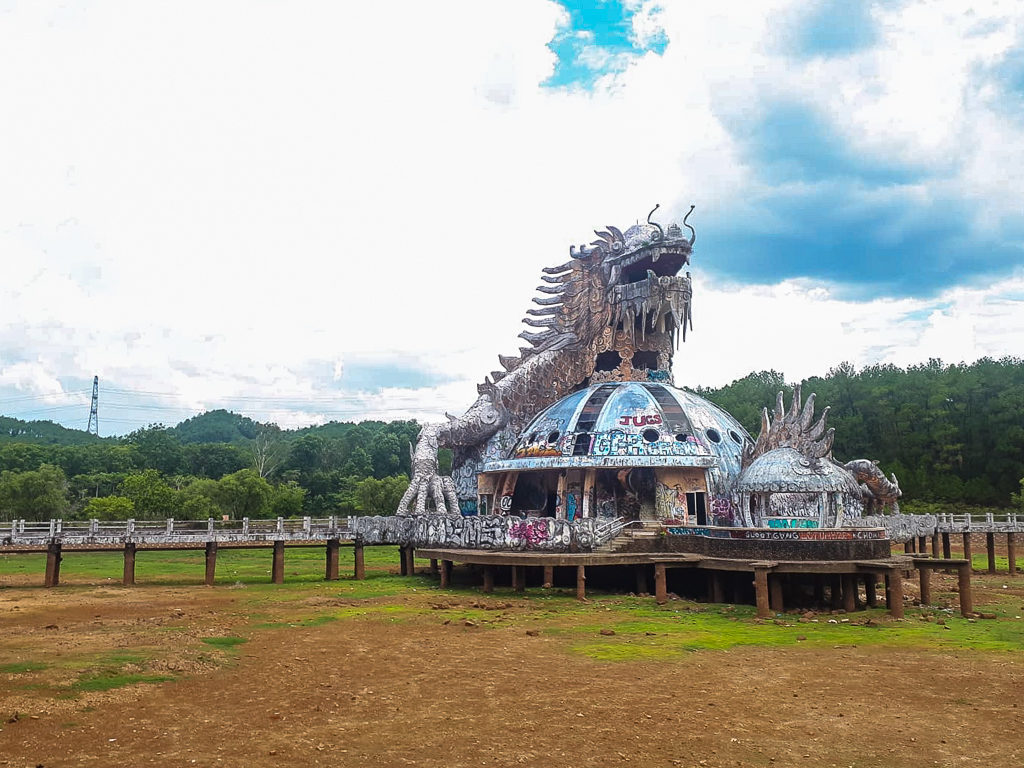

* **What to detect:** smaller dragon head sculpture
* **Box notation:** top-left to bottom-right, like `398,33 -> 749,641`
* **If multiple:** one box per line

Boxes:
743,384 -> 835,470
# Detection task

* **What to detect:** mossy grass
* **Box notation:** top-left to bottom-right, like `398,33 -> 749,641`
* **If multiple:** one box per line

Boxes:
72,671 -> 175,692
0,661 -> 48,674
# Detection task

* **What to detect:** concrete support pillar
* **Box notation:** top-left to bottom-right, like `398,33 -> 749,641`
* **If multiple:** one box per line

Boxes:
654,563 -> 667,605
439,559 -> 452,588
205,541 -> 218,586
768,575 -> 784,613
842,574 -> 857,612
272,540 -> 285,584
399,546 -> 409,576
404,547 -> 416,576
325,539 -> 339,581
513,566 -> 526,593
1008,533 -> 1016,577
482,565 -> 494,593
917,535 -> 927,553
830,574 -> 842,609
864,575 -> 878,608
903,540 -> 913,554
710,572 -> 725,603
987,533 -> 996,574
963,532 -> 972,566
907,537 -> 916,554
123,543 -> 136,586
887,572 -> 904,619
353,543 -> 365,580
919,566 -> 931,606
635,565 -> 647,595
576,565 -> 586,601
754,568 -> 770,619
931,531 -> 940,558
941,532 -> 951,560
429,558 -> 439,575
582,470 -> 596,518
813,575 -> 825,605
44,542 -> 62,587
543,565 -> 554,589
958,563 -> 973,617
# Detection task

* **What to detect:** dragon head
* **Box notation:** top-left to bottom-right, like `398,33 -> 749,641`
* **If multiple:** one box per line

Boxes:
517,205 -> 696,357
571,204 -> 695,291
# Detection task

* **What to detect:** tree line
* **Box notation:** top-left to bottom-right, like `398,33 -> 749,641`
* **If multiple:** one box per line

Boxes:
696,357 -> 1024,511
0,413 -> 436,521
2,357 -> 1023,520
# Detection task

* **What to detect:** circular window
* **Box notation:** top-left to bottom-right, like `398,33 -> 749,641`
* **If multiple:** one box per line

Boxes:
729,430 -> 742,444
547,430 -> 560,444
675,433 -> 689,442
642,428 -> 660,443
705,428 -> 722,443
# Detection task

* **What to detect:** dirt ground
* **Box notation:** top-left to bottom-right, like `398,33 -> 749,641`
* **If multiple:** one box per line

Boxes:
2,565 -> 1024,768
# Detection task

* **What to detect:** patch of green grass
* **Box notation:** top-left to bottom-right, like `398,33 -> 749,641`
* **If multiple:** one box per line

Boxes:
0,545 -> 405,587
200,636 -> 247,649
0,661 -> 48,674
72,671 -> 174,692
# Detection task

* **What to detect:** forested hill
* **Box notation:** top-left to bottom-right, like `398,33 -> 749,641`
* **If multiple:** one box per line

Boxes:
0,415 -> 107,445
1,357 -> 1023,520
696,357 -> 1024,507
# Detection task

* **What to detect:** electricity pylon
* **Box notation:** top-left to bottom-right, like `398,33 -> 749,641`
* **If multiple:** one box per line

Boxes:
86,376 -> 99,436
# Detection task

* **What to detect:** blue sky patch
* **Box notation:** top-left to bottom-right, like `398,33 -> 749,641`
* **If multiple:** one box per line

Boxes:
736,101 -> 928,187
785,0 -> 879,58
546,1 -> 667,89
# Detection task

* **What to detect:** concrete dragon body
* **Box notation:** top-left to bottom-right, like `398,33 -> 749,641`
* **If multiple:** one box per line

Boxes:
397,206 -> 696,515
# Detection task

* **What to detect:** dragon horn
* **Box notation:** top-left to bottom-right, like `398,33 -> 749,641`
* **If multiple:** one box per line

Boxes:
683,204 -> 696,246
646,204 -> 664,240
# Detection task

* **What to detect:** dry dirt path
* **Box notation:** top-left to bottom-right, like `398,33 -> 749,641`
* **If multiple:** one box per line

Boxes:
3,582 -> 1024,768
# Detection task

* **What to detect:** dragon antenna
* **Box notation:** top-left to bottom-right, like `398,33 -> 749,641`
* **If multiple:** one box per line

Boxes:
646,204 -> 663,240
683,204 -> 696,246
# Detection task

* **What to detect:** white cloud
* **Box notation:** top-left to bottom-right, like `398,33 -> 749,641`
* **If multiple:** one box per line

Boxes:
0,0 -> 1022,433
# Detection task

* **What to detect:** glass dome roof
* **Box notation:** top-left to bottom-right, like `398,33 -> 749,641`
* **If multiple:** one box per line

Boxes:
482,381 -> 752,474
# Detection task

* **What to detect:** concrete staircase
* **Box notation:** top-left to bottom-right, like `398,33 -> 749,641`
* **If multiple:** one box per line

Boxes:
593,520 -> 662,553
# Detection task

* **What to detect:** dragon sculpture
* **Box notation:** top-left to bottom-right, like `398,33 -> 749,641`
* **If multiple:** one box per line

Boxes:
397,205 -> 696,515
743,385 -> 903,513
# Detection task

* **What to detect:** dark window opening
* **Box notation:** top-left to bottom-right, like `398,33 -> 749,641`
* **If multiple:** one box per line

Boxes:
576,384 -> 618,431
729,430 -> 742,444
675,433 -> 689,442
687,492 -> 707,525
632,351 -> 659,370
642,383 -> 693,434
572,433 -> 591,456
642,428 -> 660,443
705,428 -> 722,443
594,351 -> 622,372
547,430 -> 560,444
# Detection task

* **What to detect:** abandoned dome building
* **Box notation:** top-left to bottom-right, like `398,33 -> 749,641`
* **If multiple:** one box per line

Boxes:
396,205 -> 902,530
358,205 -> 970,617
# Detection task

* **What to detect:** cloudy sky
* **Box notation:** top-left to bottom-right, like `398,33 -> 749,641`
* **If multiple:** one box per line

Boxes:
2,0 -> 1023,435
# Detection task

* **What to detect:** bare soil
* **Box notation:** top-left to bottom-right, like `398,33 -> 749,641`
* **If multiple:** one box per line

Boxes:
2,570 -> 1024,767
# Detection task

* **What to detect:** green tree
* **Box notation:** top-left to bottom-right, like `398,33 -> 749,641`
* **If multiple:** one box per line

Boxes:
82,495 -> 135,520
354,475 -> 410,516
270,481 -> 306,518
0,464 -> 70,520
119,470 -> 179,519
214,469 -> 272,519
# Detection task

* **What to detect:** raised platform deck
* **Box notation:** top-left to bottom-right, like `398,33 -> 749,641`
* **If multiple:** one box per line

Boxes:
416,548 -> 973,619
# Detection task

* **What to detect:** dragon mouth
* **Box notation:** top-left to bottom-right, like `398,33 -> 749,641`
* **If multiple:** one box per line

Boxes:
614,245 -> 691,286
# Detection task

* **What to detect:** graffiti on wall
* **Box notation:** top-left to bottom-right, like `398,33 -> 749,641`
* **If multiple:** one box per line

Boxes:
350,514 -> 607,551
664,526 -> 885,541
586,430 -> 706,458
766,518 -> 819,529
